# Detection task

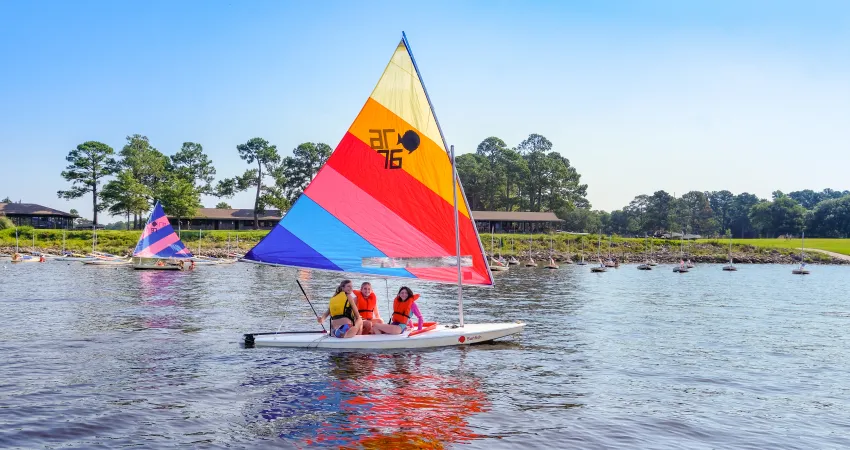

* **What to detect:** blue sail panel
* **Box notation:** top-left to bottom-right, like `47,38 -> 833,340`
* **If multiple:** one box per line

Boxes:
245,224 -> 341,272
244,196 -> 415,279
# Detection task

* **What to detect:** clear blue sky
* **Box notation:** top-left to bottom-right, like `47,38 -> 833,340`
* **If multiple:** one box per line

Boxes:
1,0 -> 848,220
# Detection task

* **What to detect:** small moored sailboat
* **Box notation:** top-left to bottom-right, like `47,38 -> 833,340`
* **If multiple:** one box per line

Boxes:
577,237 -> 587,265
131,201 -> 194,270
792,231 -> 810,275
637,236 -> 652,270
673,231 -> 688,273
507,237 -> 519,265
488,230 -> 508,272
722,234 -> 737,271
524,234 -> 537,267
544,234 -> 559,269
590,233 -> 606,272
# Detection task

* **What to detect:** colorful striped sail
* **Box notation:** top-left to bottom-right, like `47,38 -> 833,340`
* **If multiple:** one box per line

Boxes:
133,201 -> 193,259
244,34 -> 493,286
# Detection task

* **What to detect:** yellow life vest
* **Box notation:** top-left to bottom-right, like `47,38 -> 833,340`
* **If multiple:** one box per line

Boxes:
329,291 -> 354,321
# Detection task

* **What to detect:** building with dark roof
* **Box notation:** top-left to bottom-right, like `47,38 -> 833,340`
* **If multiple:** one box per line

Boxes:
471,211 -> 564,233
168,208 -> 284,230
0,203 -> 78,229
172,207 -> 564,232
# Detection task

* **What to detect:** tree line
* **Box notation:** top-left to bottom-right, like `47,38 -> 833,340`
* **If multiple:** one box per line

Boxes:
48,133 -> 850,238
456,134 -> 589,213
57,135 -> 330,229
560,189 -> 850,238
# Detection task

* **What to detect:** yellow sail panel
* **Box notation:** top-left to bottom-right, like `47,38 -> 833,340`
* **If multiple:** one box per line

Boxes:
348,97 -> 470,217
368,41 -> 444,152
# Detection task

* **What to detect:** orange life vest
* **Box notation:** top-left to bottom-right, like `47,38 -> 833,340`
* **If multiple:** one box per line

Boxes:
353,290 -> 377,320
391,293 -> 420,324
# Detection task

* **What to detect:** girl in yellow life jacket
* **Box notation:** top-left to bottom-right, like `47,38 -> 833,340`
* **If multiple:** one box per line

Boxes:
371,286 -> 424,335
318,279 -> 362,338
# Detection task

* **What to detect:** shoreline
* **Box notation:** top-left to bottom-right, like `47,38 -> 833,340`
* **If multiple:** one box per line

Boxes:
2,230 -> 847,265
3,245 -> 847,265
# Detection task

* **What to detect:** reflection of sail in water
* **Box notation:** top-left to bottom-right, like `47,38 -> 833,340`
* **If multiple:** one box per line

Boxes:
138,271 -> 179,307
135,270 -> 182,329
245,353 -> 488,447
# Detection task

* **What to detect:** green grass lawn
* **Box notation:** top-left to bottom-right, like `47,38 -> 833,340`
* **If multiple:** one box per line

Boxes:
0,228 -> 268,255
711,238 -> 850,256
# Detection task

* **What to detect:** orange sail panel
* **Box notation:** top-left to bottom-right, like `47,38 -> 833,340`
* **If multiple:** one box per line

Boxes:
244,37 -> 492,286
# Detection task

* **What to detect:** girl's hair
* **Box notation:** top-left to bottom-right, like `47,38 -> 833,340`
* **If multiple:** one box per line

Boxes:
335,279 -> 352,295
360,282 -> 372,289
397,286 -> 414,300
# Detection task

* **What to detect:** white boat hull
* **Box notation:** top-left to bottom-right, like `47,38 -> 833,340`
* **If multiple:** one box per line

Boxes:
10,257 -> 41,263
249,322 -> 525,349
84,259 -> 131,265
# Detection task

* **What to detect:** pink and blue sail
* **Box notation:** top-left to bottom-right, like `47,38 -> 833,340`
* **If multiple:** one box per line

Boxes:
133,201 -> 193,259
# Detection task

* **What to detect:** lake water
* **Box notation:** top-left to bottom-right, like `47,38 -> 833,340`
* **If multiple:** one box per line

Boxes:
2,262 -> 849,449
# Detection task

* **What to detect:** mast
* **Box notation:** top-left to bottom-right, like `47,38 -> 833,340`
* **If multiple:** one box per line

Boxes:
728,234 -> 732,263
597,232 -> 601,259
581,238 -> 584,263
15,227 -> 19,253
451,145 -> 464,327
490,226 -> 494,259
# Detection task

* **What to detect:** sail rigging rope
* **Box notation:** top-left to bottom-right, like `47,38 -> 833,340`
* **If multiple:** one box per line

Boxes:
274,279 -> 296,334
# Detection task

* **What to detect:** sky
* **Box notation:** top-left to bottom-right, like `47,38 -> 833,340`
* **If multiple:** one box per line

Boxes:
1,0 -> 849,220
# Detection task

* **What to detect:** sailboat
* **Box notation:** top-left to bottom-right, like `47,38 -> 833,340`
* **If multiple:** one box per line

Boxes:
685,236 -> 695,268
9,228 -> 43,263
792,231 -> 810,275
577,237 -> 587,265
648,237 -> 658,266
524,234 -> 537,267
563,236 -> 573,264
191,228 -> 232,265
604,235 -> 616,267
488,229 -> 508,272
241,33 -> 524,349
637,236 -> 652,270
82,226 -> 131,265
130,201 -> 194,270
54,229 -> 92,261
591,233 -> 606,272
544,234 -> 559,269
722,234 -> 737,271
673,230 -> 689,273
507,237 -> 519,265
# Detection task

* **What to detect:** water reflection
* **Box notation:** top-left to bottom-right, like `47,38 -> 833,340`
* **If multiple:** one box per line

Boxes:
247,352 -> 489,448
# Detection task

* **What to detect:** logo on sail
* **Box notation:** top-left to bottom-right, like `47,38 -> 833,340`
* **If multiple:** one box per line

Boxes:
398,130 -> 420,153
368,129 -> 420,169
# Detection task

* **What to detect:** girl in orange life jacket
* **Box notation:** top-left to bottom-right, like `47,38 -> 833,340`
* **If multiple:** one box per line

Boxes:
353,282 -> 383,334
318,279 -> 363,338
371,286 -> 424,335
